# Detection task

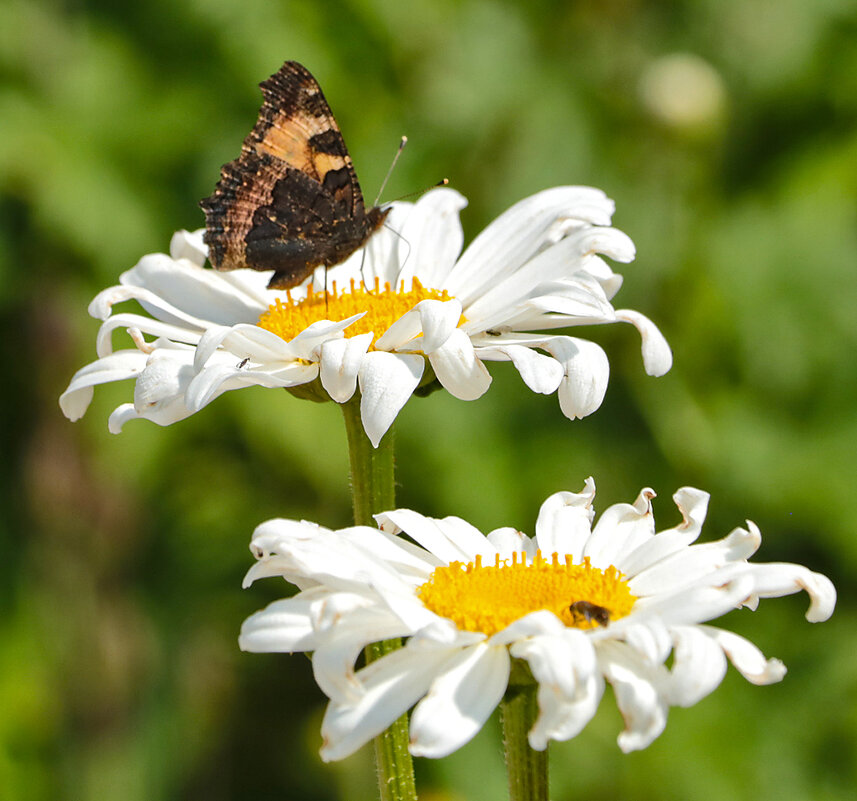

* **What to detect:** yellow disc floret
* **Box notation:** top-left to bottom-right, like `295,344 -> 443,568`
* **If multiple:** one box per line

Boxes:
257,277 -> 461,349
417,551 -> 636,636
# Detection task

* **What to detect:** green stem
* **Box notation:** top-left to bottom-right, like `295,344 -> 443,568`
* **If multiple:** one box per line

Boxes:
501,675 -> 549,801
342,395 -> 396,526
341,396 -> 417,801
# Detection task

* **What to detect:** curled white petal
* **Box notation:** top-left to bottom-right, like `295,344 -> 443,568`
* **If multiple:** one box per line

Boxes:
737,554 -> 836,622
702,627 -> 787,685
169,229 -> 208,265
540,337 -> 610,419
534,478 -> 596,560
59,350 -> 148,421
615,309 -> 673,376
473,343 -> 564,394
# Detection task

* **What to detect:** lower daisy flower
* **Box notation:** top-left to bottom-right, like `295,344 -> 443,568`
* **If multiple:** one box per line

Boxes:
59,186 -> 671,445
239,479 -> 835,760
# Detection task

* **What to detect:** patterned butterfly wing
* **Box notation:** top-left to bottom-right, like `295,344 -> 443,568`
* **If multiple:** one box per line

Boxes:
200,61 -> 389,289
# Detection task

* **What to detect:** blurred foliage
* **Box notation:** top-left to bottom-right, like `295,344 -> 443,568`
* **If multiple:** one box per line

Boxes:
1,0 -> 855,799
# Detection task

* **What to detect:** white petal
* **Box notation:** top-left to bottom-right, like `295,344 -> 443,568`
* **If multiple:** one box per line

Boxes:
133,350 -> 195,415
666,624 -> 728,706
410,622 -> 484,649
193,323 -> 298,370
376,509 -> 477,564
239,595 -> 321,653
313,604 -> 415,704
122,252 -> 264,325
473,344 -> 564,394
185,360 -> 318,411
59,350 -> 148,420
582,254 -> 624,299
319,334 -> 372,402
631,572 -> 756,626
462,226 -> 633,326
252,527 -> 414,600
540,337 -> 609,419
509,627 -> 595,701
288,315 -> 364,360
490,610 -> 567,646
445,187 -> 615,304
434,516 -> 498,560
617,487 -> 710,576
428,329 -> 492,400
628,525 -> 761,597
169,229 -> 208,266
373,306 -> 422,351
611,617 -> 673,664
396,187 -> 467,289
529,671 -> 604,749
358,352 -> 424,448
739,558 -> 837,622
598,641 -> 669,752
414,299 -> 464,353
409,643 -> 509,757
533,479 -> 596,561
515,272 -> 614,325
615,309 -> 673,376
376,298 -> 462,353
94,311 -> 203,356
107,403 -> 142,433
702,627 -> 787,685
486,526 -> 537,557
359,205 -> 411,286
248,517 -> 330,558
583,489 -> 655,569
512,629 -> 602,748
319,643 -> 459,761
349,525 -> 443,578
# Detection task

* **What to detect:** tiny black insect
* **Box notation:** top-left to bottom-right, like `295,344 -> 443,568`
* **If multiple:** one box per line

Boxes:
568,600 -> 611,627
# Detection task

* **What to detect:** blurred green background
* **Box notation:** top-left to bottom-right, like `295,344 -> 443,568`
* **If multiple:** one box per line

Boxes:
2,0 -> 855,799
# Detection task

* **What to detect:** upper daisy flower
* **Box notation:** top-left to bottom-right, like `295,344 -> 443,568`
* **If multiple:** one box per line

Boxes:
60,186 -> 672,445
239,479 -> 834,761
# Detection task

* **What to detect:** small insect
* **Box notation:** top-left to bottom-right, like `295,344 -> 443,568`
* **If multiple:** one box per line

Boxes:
568,600 -> 611,627
237,357 -> 250,368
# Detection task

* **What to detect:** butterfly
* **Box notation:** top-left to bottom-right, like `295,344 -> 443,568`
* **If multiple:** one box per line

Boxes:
200,61 -> 390,290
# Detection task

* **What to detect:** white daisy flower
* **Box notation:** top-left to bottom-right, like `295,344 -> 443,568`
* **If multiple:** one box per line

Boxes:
60,186 -> 671,445
239,479 -> 835,761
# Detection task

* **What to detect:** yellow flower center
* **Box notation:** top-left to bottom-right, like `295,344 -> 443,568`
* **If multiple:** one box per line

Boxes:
257,277 -> 460,349
417,551 -> 636,636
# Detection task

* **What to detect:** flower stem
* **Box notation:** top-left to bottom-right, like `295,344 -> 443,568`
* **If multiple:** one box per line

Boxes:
342,395 -> 396,526
341,396 -> 417,801
501,675 -> 549,801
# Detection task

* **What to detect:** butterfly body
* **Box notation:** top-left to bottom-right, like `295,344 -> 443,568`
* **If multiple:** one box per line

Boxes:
201,61 -> 389,290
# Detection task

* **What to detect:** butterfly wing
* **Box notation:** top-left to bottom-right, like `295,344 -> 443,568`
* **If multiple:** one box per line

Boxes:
201,61 -> 388,289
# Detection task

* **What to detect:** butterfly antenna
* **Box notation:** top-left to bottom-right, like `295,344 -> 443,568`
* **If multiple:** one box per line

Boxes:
390,178 -> 449,203
373,136 -> 408,206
